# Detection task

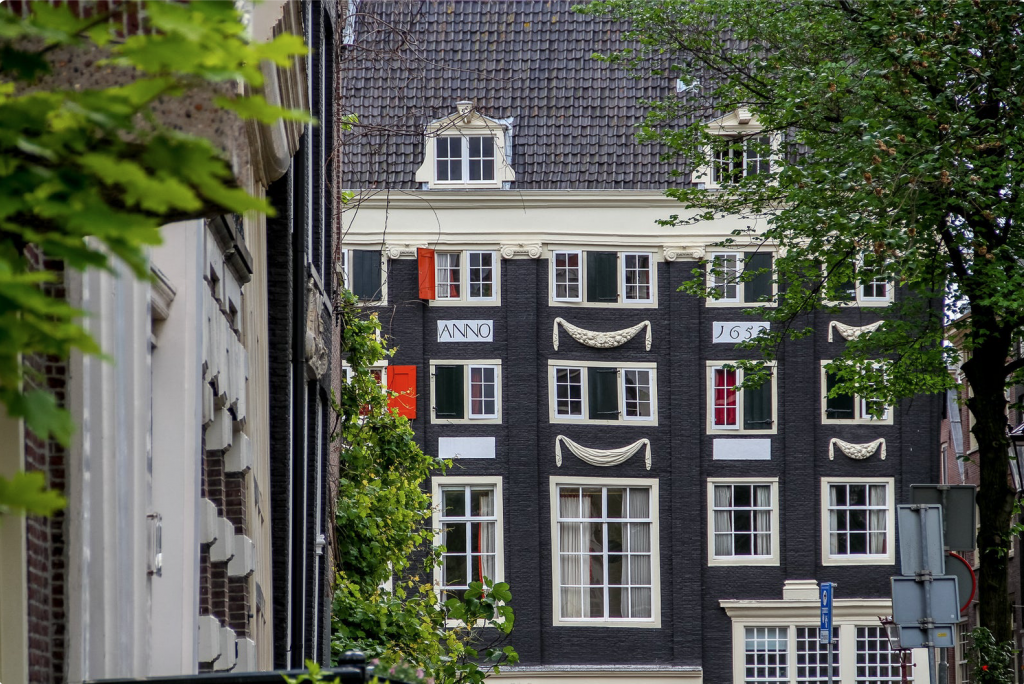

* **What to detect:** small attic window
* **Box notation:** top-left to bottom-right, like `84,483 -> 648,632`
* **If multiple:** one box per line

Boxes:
697,108 -> 778,190
416,101 -> 516,190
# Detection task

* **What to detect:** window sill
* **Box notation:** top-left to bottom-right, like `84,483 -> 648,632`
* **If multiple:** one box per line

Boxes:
822,417 -> 894,426
430,298 -> 502,307
709,556 -> 780,567
708,428 -> 776,436
552,617 -> 662,629
821,554 -> 894,566
552,416 -> 658,427
548,299 -> 659,309
705,300 -> 776,308
431,417 -> 502,425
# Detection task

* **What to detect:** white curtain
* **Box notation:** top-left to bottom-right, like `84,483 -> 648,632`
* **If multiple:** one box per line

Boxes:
869,484 -> 887,554
559,488 -> 588,618
829,486 -> 840,555
755,485 -> 772,555
714,485 -> 733,556
628,488 -> 652,618
475,489 -> 495,581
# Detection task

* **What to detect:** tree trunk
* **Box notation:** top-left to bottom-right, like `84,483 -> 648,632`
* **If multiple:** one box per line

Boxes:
963,326 -> 1015,644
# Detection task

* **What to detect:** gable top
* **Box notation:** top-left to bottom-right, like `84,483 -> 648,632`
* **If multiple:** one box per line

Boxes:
707,108 -> 763,135
425,102 -> 513,135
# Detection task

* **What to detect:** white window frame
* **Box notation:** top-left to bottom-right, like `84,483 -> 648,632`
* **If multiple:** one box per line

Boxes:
431,475 -> 505,606
547,248 -> 659,308
338,248 -> 388,306
548,360 -> 658,426
820,362 -> 893,425
820,477 -> 896,566
705,361 -> 777,435
704,250 -> 776,308
825,257 -> 895,308
706,478 -> 780,566
549,475 -> 661,628
711,134 -> 774,187
621,252 -> 655,304
552,250 -> 583,303
430,249 -> 501,307
467,364 -> 498,419
429,359 -> 502,425
414,105 -> 515,190
432,134 -> 498,187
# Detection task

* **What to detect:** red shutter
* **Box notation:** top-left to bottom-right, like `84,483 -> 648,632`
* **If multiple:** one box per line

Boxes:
417,248 -> 435,300
387,365 -> 417,419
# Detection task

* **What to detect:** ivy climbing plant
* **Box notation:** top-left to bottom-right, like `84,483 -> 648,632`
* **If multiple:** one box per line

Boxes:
0,1 -> 308,516
331,291 -> 518,684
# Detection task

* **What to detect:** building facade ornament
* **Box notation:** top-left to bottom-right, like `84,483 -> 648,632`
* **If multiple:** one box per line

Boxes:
553,317 -> 652,351
385,245 -> 421,259
828,320 -> 883,342
499,243 -> 543,259
829,437 -> 886,461
304,277 -> 329,379
555,435 -> 652,470
664,246 -> 705,261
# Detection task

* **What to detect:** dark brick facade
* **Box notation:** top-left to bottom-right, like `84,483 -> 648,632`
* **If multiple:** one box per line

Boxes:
379,255 -> 941,673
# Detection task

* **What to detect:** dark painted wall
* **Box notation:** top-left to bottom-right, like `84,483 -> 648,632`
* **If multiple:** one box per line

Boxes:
380,254 -> 940,671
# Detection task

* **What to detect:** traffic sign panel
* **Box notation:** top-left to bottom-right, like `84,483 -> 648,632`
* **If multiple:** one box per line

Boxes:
819,582 -> 833,644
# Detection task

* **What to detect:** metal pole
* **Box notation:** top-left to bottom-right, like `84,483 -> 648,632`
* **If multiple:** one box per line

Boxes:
920,508 -> 938,684
828,631 -> 834,684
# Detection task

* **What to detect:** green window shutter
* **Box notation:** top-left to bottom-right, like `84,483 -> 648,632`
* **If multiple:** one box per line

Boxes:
586,252 -> 619,302
588,367 -> 619,420
825,371 -> 855,419
434,365 -> 464,419
743,369 -> 774,430
743,252 -> 773,303
352,250 -> 382,301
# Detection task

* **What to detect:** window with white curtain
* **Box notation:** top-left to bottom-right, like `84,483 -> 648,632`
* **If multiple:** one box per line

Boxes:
708,479 -> 780,566
434,250 -> 499,303
550,477 -> 661,627
821,478 -> 895,566
432,476 -> 504,604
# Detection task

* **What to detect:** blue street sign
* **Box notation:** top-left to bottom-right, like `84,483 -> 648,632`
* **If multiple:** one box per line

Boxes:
819,582 -> 834,644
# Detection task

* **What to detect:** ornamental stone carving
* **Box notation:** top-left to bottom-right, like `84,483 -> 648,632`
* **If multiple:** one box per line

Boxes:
385,245 -> 420,259
555,435 -> 651,470
828,320 -> 883,342
304,278 -> 329,380
553,318 -> 652,351
499,243 -> 543,259
828,437 -> 886,461
664,246 -> 705,261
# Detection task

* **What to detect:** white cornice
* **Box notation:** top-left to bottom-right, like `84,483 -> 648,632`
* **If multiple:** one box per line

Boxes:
720,597 -> 892,622
343,189 -> 685,210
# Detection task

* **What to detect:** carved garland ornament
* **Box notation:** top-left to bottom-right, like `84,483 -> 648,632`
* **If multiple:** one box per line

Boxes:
304,278 -> 329,380
828,320 -> 883,342
828,437 -> 886,461
555,435 -> 652,470
553,317 -> 652,351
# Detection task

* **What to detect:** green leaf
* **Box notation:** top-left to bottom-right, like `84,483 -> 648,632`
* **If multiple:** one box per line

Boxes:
213,95 -> 316,125
0,470 -> 66,517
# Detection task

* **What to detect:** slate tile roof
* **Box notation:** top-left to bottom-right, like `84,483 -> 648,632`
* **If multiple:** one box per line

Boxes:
338,0 -> 687,190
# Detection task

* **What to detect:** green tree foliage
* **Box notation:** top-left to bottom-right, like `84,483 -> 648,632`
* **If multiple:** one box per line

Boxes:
582,0 -> 1023,653
331,293 -> 517,684
0,1 -> 308,517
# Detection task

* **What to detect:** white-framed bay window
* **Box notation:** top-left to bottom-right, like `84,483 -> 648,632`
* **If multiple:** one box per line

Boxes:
549,249 -> 657,307
707,478 -> 779,566
431,475 -> 505,602
549,476 -> 661,628
434,250 -> 499,305
722,582 -> 925,684
821,478 -> 895,566
549,360 -> 658,425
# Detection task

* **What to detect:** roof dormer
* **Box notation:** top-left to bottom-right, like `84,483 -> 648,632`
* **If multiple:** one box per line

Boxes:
415,101 -> 516,190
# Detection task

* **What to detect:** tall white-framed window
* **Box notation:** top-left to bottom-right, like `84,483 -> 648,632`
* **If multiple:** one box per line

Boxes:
548,360 -> 658,425
432,476 -> 505,603
826,255 -> 894,307
706,250 -> 775,307
433,135 -> 497,184
436,137 -> 465,182
340,248 -> 388,304
432,250 -> 500,305
707,478 -> 780,566
711,252 -> 740,302
706,362 -> 777,434
430,359 -> 502,425
548,249 -> 658,308
854,626 -> 903,683
549,476 -> 661,628
821,362 -> 893,425
552,250 -> 582,302
821,478 -> 895,566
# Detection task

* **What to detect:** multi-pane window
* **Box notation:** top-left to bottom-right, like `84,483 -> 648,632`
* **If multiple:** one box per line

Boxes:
855,626 -> 902,683
553,251 -> 581,301
623,253 -> 653,302
708,251 -> 773,305
795,627 -> 839,683
550,250 -> 656,305
436,252 -> 462,299
823,365 -> 891,424
434,135 -> 495,183
432,362 -> 501,422
436,137 -> 463,181
711,482 -> 774,559
555,367 -> 583,417
623,369 -> 653,419
745,135 -> 772,176
555,485 -> 654,621
745,627 -> 788,684
433,250 -> 497,303
469,366 -> 497,418
831,257 -> 891,305
708,363 -> 775,433
550,364 -> 657,424
343,249 -> 386,303
826,482 -> 890,558
468,252 -> 494,299
439,485 -> 497,602
712,135 -> 773,186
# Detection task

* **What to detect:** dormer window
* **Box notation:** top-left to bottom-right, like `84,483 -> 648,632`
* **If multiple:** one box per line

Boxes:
416,101 -> 516,189
698,109 -> 777,190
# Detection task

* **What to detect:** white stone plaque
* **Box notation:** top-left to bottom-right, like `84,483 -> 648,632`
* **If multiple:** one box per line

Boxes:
437,320 -> 494,342
713,438 -> 772,460
438,437 -> 496,459
712,321 -> 769,344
